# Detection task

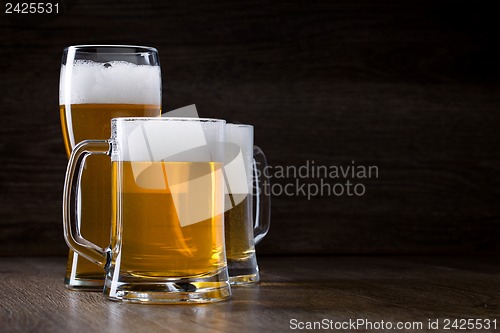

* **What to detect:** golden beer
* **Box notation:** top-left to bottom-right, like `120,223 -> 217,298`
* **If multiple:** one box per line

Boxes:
60,104 -> 160,284
112,161 -> 225,278
224,197 -> 255,261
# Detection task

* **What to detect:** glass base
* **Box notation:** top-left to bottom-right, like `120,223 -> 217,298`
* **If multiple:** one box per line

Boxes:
229,272 -> 260,285
64,277 -> 104,291
104,268 -> 231,304
107,282 -> 231,304
65,251 -> 105,291
227,253 -> 260,285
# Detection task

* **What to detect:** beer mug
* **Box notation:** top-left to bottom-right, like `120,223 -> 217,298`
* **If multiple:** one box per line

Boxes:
224,124 -> 270,284
63,118 -> 230,303
59,45 -> 161,290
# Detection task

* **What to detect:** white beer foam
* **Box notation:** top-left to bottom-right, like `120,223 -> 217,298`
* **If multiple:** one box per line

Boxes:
59,60 -> 161,105
224,124 -> 253,198
119,119 -> 217,163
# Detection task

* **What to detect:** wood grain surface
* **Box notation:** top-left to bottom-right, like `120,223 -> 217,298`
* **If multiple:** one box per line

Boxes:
0,256 -> 499,333
0,1 -> 500,255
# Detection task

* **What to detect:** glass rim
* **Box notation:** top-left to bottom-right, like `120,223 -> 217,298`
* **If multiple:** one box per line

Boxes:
64,45 -> 158,55
112,117 -> 226,124
226,123 -> 253,129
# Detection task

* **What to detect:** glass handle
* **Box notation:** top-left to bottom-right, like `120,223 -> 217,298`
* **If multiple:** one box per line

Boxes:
62,139 -> 111,268
253,145 -> 270,244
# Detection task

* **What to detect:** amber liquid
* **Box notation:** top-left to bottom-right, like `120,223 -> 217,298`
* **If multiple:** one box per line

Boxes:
60,104 -> 160,286
224,196 -> 255,261
112,161 -> 225,278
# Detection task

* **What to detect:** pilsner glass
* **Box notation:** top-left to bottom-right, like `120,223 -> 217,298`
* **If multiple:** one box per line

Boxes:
63,117 -> 230,303
59,45 -> 161,290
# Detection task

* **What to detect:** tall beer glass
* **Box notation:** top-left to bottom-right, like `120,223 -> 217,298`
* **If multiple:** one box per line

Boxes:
59,45 -> 161,290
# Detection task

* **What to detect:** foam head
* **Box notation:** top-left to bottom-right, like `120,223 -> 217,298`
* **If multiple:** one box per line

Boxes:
60,60 -> 161,105
111,117 -> 225,163
224,124 -> 254,209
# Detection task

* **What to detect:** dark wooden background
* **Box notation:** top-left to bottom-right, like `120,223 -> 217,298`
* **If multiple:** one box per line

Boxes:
1,0 -> 499,256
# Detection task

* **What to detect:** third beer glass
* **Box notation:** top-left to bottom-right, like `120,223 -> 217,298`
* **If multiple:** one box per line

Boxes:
59,45 -> 161,290
224,124 -> 270,284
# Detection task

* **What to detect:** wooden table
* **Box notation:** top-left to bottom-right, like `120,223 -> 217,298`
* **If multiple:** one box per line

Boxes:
1,256 -> 499,332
